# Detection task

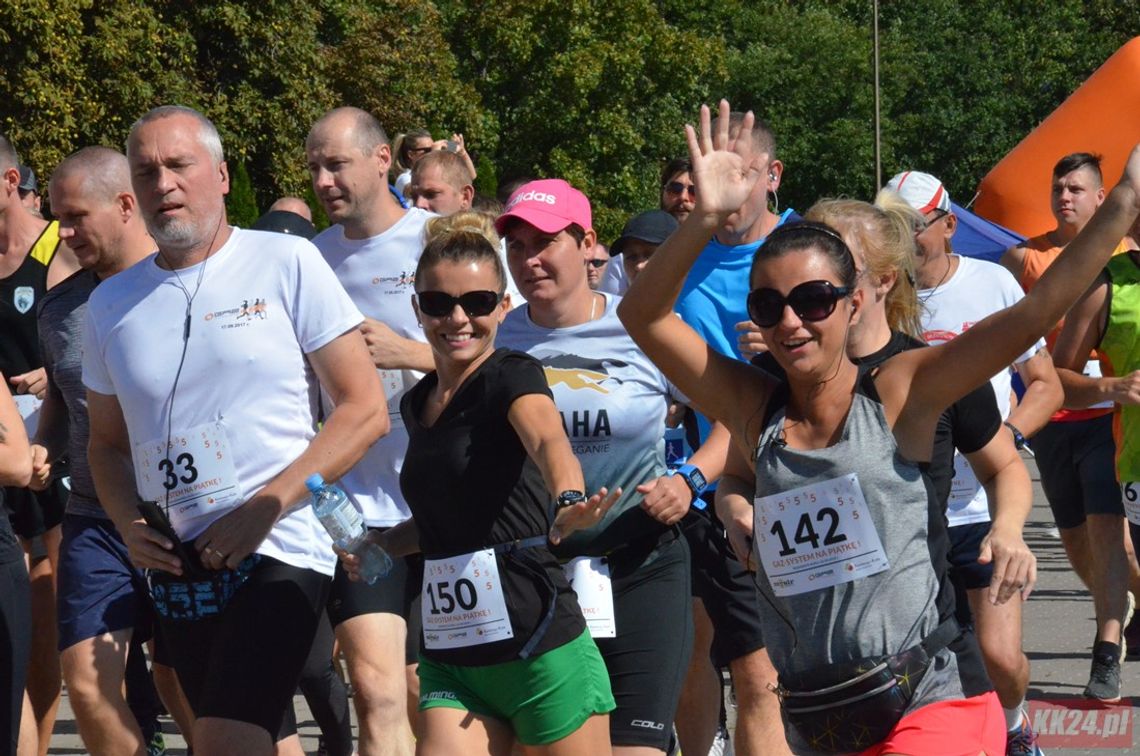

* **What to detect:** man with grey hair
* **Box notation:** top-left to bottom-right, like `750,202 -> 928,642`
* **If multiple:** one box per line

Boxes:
34,145 -> 190,754
85,104 -> 389,754
0,131 -> 79,755
306,105 -> 431,756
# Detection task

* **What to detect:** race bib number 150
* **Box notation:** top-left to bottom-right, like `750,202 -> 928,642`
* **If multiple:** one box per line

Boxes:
422,549 -> 513,650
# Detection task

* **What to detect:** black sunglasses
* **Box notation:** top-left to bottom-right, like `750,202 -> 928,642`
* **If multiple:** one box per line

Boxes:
747,280 -> 852,328
416,290 -> 502,318
586,259 -> 608,269
665,181 -> 696,198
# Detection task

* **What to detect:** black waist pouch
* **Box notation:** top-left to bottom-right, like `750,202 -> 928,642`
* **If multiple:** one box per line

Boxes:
147,545 -> 262,623
777,619 -> 959,754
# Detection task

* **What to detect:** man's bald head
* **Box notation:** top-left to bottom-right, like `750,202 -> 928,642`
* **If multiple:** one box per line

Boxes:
269,196 -> 313,222
51,146 -> 133,204
307,107 -> 389,157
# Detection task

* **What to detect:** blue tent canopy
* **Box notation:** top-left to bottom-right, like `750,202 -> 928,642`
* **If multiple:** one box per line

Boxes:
951,202 -> 1025,264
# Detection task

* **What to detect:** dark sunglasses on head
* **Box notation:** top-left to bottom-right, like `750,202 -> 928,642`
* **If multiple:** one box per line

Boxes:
747,280 -> 852,328
416,290 -> 502,318
586,259 -> 608,268
665,181 -> 696,198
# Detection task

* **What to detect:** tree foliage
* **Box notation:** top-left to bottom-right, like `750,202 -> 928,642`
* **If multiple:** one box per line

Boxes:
0,1 -> 1135,236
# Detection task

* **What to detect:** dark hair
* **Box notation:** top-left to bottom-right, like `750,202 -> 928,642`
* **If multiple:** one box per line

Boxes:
564,223 -> 586,245
496,176 -> 535,205
716,112 -> 777,161
415,212 -> 507,295
1052,152 -> 1103,185
471,193 -> 503,215
395,128 -> 432,171
660,157 -> 692,189
749,221 -> 857,289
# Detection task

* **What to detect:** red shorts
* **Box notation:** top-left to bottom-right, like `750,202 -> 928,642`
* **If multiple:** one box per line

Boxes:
857,691 -> 1005,756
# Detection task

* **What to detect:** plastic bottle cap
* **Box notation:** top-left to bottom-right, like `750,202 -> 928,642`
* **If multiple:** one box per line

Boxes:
304,473 -> 325,493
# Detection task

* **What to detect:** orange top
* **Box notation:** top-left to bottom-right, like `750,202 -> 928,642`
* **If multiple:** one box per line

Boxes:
1016,234 -> 1129,421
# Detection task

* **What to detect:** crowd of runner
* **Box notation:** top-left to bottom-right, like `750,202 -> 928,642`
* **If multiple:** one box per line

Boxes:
1,98 -> 1139,756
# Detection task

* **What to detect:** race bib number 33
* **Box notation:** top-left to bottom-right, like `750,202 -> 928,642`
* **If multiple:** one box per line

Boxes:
754,473 -> 889,597
134,421 -> 241,528
422,549 -> 513,650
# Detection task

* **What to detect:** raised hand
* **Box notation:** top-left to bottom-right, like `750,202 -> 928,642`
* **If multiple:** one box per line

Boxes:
549,486 -> 621,545
684,99 -> 768,221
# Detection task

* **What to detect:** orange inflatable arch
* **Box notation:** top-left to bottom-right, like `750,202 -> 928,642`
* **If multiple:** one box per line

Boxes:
974,37 -> 1140,237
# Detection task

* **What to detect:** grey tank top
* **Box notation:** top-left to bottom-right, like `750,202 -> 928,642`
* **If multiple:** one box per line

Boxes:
753,372 -> 965,717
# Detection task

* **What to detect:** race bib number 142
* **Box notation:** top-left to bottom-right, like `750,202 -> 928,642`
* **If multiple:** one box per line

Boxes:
754,473 -> 890,597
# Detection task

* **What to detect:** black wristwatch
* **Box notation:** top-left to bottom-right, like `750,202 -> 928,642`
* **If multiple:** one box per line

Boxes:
555,490 -> 587,510
668,464 -> 708,501
1004,421 -> 1027,451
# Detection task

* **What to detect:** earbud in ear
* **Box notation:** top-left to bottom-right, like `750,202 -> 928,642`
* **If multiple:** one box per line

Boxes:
769,172 -> 777,182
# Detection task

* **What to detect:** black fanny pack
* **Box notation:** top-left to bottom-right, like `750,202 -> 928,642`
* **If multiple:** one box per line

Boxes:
148,548 -> 262,623
777,619 -> 959,754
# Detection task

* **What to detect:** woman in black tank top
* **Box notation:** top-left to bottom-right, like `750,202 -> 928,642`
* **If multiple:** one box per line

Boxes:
617,101 -> 1140,754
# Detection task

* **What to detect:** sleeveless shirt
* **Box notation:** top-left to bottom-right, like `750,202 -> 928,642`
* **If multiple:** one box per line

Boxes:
752,370 -> 989,721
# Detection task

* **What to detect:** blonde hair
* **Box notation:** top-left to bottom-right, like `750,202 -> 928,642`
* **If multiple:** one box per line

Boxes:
417,212 -> 506,294
805,198 -> 923,339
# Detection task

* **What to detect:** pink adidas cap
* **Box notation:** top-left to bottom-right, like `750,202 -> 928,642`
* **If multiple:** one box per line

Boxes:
495,179 -> 592,235
886,171 -> 952,215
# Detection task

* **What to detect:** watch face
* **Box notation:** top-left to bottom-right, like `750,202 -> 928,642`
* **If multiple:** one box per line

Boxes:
557,490 -> 587,508
690,469 -> 707,490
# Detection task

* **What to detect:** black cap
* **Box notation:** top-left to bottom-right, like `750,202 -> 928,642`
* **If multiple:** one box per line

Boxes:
17,166 -> 36,194
610,210 -> 678,256
251,210 -> 317,240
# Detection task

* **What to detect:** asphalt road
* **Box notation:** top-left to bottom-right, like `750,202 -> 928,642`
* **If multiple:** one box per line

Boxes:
44,456 -> 1138,754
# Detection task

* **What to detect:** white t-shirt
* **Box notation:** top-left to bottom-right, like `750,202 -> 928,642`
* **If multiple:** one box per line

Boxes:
82,228 -> 363,575
918,255 -> 1044,526
316,209 -> 524,525
597,256 -> 629,296
314,209 -> 432,526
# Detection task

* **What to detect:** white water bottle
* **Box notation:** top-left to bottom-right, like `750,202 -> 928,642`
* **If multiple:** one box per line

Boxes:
306,474 -> 392,584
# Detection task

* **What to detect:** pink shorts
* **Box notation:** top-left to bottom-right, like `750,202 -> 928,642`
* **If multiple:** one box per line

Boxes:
856,691 -> 1006,756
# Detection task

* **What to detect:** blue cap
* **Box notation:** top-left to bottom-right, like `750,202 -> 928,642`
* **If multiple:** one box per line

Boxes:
304,474 -> 325,493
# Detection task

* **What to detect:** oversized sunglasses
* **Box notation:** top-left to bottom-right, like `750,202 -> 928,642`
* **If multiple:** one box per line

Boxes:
416,290 -> 502,318
746,280 -> 852,328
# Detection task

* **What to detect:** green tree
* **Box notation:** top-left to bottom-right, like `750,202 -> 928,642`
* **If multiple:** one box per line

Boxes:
226,161 -> 260,226
442,0 -> 726,238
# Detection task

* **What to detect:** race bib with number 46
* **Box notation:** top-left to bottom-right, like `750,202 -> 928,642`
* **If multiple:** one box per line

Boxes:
753,473 -> 890,597
133,421 -> 242,531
